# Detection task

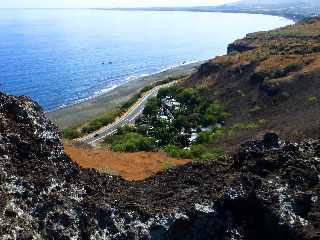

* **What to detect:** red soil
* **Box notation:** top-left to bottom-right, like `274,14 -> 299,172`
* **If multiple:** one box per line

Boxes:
64,143 -> 190,181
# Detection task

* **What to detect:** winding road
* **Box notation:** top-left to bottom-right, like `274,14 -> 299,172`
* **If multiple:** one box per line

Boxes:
76,82 -> 175,145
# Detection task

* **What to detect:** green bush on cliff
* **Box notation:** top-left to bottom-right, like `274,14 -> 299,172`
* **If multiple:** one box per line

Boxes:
62,125 -> 83,139
105,132 -> 156,152
81,114 -> 117,134
308,96 -> 318,105
164,144 -> 225,162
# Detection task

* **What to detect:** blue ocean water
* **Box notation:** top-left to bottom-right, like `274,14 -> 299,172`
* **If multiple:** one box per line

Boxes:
0,9 -> 293,111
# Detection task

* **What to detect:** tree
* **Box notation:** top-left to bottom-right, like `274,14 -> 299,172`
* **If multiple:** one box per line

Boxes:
143,97 -> 159,116
204,101 -> 228,125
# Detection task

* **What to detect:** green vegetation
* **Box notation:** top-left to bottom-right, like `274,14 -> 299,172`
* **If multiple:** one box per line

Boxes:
308,96 -> 318,105
285,63 -> 303,72
231,122 -> 260,130
164,144 -> 226,163
62,75 -> 185,139
104,132 -> 156,152
81,111 -> 119,134
103,86 -> 230,162
62,124 -> 84,140
136,86 -> 229,148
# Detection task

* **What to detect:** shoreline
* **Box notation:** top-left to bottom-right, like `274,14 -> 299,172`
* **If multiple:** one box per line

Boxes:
47,60 -> 206,129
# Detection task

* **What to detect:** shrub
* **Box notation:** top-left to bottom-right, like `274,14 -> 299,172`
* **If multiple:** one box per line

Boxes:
284,63 -> 302,72
157,86 -> 182,99
164,144 -> 225,162
116,125 -> 136,135
81,115 -> 114,134
177,88 -> 202,107
204,101 -> 229,125
140,85 -> 153,93
106,132 -> 156,152
196,131 -> 212,144
143,97 -> 159,116
232,122 -> 259,130
164,145 -> 182,158
62,126 -> 83,139
308,96 -> 318,105
193,147 -> 226,163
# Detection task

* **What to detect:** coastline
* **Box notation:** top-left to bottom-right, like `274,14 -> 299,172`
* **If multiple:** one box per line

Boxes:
45,11 -> 296,130
47,60 -> 205,129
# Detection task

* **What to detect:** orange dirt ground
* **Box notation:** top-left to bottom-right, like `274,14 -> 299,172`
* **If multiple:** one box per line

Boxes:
64,143 -> 191,181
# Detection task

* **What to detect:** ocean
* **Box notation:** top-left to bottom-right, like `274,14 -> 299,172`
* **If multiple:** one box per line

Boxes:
0,9 -> 293,111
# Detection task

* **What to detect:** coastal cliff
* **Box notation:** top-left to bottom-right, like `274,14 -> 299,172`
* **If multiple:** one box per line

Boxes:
184,17 -> 320,147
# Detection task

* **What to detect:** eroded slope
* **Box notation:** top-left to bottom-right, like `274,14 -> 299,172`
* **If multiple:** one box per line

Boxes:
185,17 -> 320,146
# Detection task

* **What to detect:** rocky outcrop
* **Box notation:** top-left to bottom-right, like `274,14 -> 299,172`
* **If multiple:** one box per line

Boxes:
227,37 -> 256,54
0,92 -> 319,239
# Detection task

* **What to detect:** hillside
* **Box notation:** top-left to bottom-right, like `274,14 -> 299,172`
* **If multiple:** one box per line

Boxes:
94,17 -> 320,162
183,16 -> 320,149
107,0 -> 320,21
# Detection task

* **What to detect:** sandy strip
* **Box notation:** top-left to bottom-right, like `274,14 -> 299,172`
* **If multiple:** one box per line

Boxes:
47,61 -> 205,129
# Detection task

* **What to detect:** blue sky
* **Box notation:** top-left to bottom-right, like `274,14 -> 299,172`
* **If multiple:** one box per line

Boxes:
0,0 -> 240,8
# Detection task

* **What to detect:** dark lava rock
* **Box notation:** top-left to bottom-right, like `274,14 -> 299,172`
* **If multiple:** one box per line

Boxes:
0,92 -> 319,239
263,132 -> 280,149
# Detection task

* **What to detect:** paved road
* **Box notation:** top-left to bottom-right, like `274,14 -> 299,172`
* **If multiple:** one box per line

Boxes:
77,82 -> 174,145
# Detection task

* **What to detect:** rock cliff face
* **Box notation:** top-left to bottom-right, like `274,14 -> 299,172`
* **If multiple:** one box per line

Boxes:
0,93 -> 319,239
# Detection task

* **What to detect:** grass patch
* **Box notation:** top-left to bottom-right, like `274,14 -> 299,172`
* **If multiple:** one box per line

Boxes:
231,122 -> 260,130
104,132 -> 156,152
164,144 -> 226,163
62,124 -> 84,140
81,111 -> 119,134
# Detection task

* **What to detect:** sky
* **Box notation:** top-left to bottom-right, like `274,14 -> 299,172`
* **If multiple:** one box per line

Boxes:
0,0 -> 240,9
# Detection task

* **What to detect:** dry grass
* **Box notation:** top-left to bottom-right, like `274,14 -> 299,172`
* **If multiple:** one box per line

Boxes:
64,142 -> 190,181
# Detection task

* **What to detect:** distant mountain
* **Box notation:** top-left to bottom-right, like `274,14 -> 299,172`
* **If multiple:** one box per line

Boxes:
240,0 -> 314,4
101,0 -> 320,21
215,0 -> 320,20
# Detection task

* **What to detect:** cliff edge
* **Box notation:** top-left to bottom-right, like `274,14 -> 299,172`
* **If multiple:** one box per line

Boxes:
0,90 -> 319,239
